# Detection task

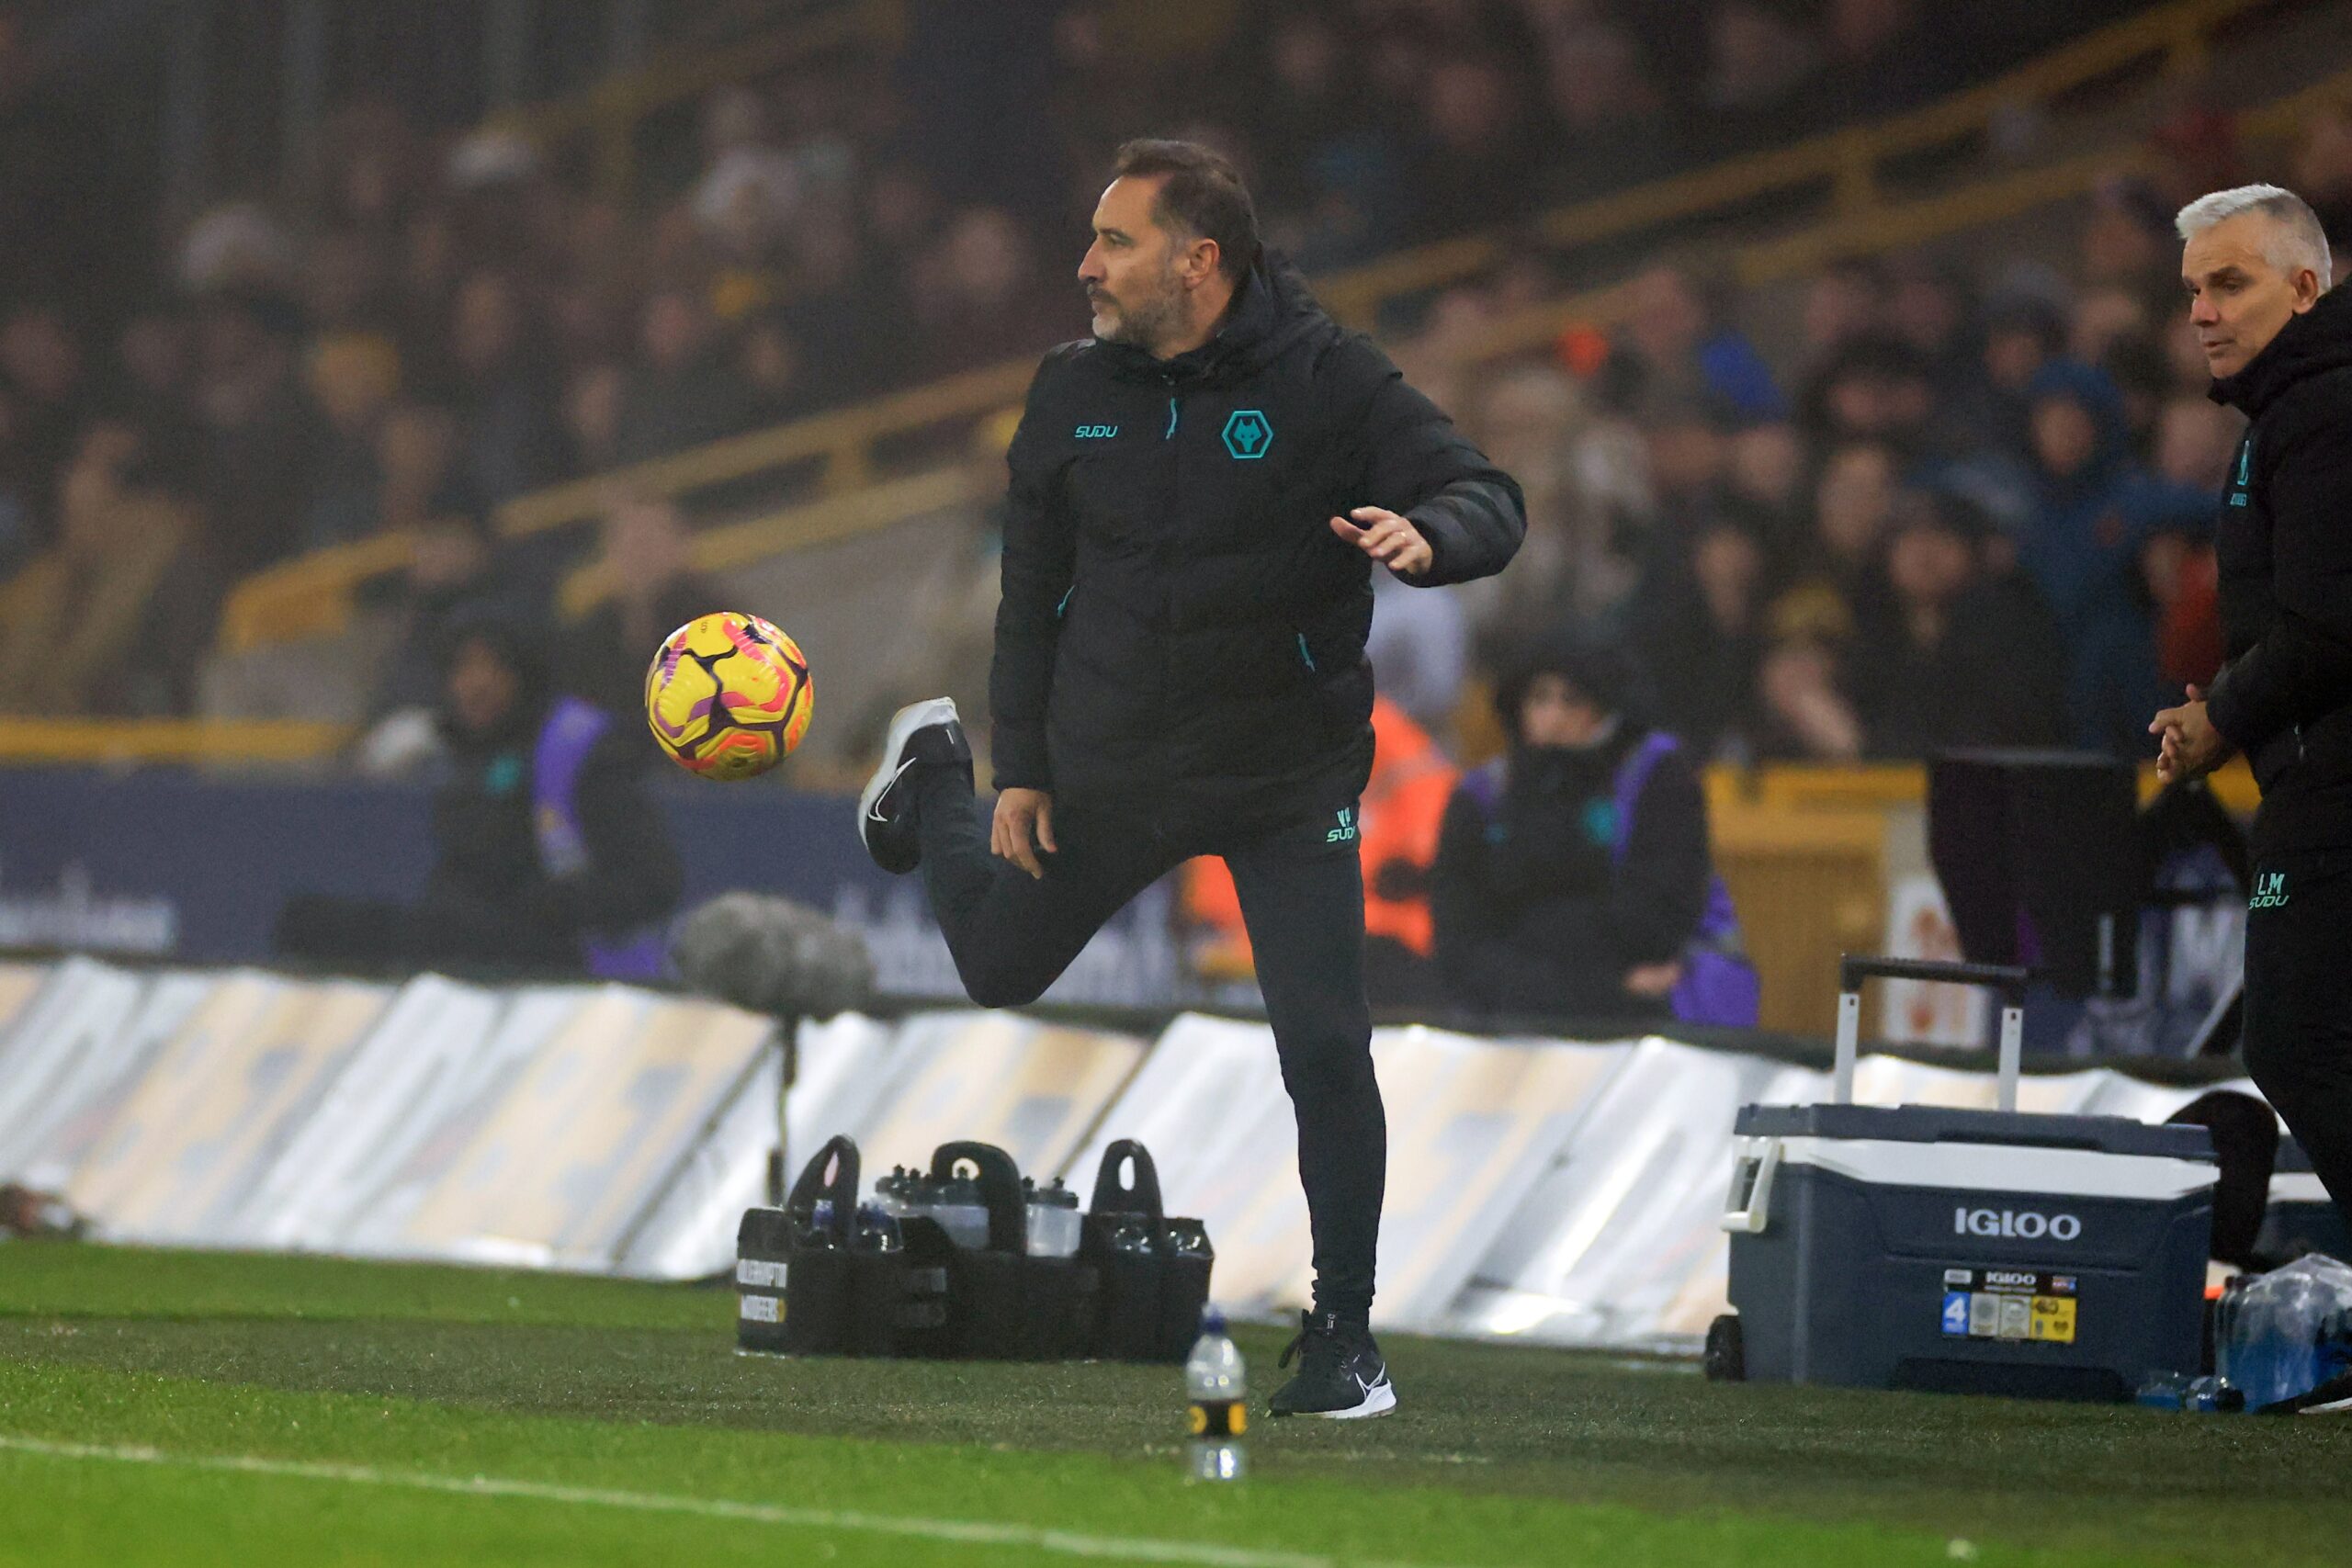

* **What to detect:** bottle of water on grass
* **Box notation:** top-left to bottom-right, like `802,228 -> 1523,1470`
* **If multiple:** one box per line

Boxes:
1186,1305 -> 1246,1483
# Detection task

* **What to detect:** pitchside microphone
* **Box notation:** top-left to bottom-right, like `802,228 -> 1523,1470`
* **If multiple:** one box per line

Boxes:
672,894 -> 876,1206
670,893 -> 876,1020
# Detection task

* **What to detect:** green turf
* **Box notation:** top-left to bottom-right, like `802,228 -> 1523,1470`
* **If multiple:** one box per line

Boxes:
1,1245 -> 2346,1567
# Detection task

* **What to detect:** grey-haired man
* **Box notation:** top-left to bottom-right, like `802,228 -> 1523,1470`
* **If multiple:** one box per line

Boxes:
2154,184 -> 2352,1262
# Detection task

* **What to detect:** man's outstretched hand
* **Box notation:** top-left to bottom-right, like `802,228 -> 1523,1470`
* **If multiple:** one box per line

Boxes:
992,786 -> 1057,879
2150,684 -> 2233,784
1330,506 -> 1432,577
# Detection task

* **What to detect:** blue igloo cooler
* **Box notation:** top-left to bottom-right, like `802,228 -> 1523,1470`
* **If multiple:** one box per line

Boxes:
2258,1136 -> 2350,1266
1716,957 -> 2218,1402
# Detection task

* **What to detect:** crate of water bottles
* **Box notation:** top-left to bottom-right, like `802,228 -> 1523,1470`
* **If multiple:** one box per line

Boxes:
2210,1253 -> 2352,1413
735,1134 -> 1213,1362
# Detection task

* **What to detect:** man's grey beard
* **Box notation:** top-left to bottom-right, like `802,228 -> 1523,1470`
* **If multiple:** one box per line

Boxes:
1094,270 -> 1186,353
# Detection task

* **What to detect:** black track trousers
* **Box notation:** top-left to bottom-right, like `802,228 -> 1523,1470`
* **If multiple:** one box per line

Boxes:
914,768 -> 1384,1320
2241,847 -> 2352,1232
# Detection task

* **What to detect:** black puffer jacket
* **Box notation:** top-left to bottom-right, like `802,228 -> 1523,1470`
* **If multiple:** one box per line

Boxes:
992,257 -> 1524,829
2206,284 -> 2352,852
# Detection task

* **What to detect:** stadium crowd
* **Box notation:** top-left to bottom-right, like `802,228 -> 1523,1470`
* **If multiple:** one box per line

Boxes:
0,0 -> 2188,730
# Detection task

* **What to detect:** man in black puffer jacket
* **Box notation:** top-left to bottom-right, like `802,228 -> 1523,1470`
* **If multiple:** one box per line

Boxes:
2153,185 -> 2352,1245
857,141 -> 1523,1418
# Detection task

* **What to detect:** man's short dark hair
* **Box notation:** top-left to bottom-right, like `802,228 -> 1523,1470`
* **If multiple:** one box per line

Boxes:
1112,139 -> 1261,283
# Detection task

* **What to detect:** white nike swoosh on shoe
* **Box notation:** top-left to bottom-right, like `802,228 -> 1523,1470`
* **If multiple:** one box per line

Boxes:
1320,1377 -> 1396,1420
866,758 -> 916,822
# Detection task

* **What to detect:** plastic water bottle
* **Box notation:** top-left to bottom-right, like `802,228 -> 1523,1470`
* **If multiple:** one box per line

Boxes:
1184,1304 -> 1246,1483
1023,1177 -> 1083,1258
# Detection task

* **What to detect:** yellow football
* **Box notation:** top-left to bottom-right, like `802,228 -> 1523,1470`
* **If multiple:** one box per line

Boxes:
644,611 -> 812,780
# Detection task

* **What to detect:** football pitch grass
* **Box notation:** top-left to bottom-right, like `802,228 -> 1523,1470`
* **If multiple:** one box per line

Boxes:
1,1247 -> 2346,1567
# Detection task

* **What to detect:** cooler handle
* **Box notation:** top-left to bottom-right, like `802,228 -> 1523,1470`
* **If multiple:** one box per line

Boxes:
1721,1135 -> 1781,1235
1834,955 -> 2031,1112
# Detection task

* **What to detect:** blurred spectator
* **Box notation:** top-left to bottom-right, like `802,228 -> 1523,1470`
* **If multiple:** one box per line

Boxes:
736,310 -> 819,426
1404,53 -> 1537,241
909,207 -> 1069,379
1754,620 -> 1864,760
1947,289 -> 2068,455
2291,102 -> 2352,254
299,332 -> 403,550
1619,264 -> 1784,421
2015,361 -> 2208,756
559,493 -> 718,720
1820,0 -> 1932,114
1799,259 -> 1887,363
1800,334 -> 1937,456
1772,438 -> 1899,636
1532,10 -> 1678,197
2077,180 -> 2177,298
190,292 -> 317,574
1704,1 -> 1819,117
1883,257 -> 1975,403
356,509 -> 526,772
374,404 -> 474,536
446,270 -> 569,502
614,286 -> 752,466
562,361 -> 628,476
1461,364 -> 1631,651
2144,521 -> 2224,695
0,422 -> 217,716
277,606 -> 682,976
1434,633 -> 1717,1021
1722,418 -> 1808,558
178,202 -> 300,297
1632,513 -> 1766,761
1635,396 -> 1733,540
0,304 -> 88,542
110,306 -> 203,480
1847,491 -> 2065,757
2154,394 -> 2244,491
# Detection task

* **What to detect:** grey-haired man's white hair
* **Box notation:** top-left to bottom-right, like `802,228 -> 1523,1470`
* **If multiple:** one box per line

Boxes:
2176,184 -> 2334,289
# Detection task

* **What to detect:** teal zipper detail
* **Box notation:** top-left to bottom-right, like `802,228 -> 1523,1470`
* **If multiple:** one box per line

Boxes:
1295,633 -> 1317,672
1165,397 -> 1179,439
1056,587 -> 1073,619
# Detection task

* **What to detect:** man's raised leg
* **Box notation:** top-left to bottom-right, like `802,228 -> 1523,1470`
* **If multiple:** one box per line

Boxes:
859,699 -> 1176,1009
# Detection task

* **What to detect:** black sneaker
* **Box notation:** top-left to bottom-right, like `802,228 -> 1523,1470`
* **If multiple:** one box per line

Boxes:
1267,1309 -> 1396,1419
856,698 -> 971,874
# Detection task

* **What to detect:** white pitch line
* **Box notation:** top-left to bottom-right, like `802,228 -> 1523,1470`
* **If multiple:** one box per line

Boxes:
0,1434 -> 1489,1568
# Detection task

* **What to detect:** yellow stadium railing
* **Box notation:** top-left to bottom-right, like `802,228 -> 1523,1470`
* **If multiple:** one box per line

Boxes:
216,528 -> 420,657
0,718 -> 350,766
